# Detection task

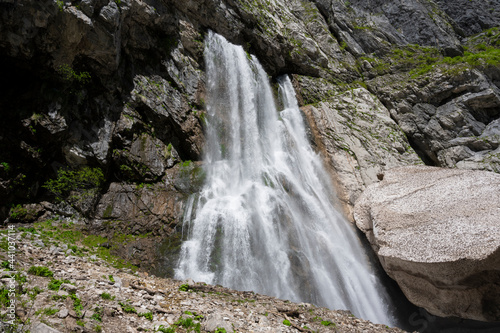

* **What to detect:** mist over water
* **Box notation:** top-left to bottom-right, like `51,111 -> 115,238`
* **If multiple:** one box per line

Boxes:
175,31 -> 395,326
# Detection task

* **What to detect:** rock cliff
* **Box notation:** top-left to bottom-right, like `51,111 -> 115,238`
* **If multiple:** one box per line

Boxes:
1,0 -> 500,326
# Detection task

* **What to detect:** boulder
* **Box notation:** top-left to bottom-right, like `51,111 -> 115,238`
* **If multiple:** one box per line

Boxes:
354,165 -> 500,321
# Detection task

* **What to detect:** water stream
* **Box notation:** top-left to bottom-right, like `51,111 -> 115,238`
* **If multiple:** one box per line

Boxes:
175,31 -> 395,326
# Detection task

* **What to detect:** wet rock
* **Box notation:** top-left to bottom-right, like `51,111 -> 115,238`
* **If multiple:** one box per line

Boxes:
299,82 -> 422,218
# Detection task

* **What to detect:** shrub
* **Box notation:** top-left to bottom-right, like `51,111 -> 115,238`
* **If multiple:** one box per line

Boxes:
138,311 -> 153,321
119,301 -> 136,314
28,266 -> 54,277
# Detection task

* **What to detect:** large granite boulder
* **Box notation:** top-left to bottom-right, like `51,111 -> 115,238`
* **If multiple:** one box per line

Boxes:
354,165 -> 500,321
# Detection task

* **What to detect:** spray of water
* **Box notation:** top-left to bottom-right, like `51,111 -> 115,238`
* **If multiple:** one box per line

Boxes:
175,31 -> 395,325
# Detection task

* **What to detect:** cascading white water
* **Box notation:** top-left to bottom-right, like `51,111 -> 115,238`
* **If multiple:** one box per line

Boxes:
175,31 -> 395,325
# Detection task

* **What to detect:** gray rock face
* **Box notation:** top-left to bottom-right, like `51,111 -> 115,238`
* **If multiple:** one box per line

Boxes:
354,166 -> 500,321
298,81 -> 422,217
371,68 -> 500,173
435,0 -> 500,36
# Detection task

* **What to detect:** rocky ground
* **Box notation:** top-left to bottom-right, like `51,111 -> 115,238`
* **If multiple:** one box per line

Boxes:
0,219 -> 408,333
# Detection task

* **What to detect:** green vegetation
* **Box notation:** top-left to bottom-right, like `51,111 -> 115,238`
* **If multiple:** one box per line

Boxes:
28,266 -> 54,277
108,275 -> 115,283
100,292 -> 114,300
321,320 -> 335,326
119,301 -> 137,314
57,64 -> 91,84
56,0 -> 64,11
157,325 -> 176,333
0,288 -> 10,307
138,311 -> 153,321
28,286 -> 43,300
178,284 -> 190,292
174,317 -> 201,332
43,166 -> 104,201
359,27 -> 500,80
36,307 -> 59,316
9,204 -> 28,221
1,162 -> 10,173
214,328 -> 227,333
1,260 -> 11,270
283,319 -> 291,326
70,293 -> 84,317
91,307 -> 103,322
48,278 -> 71,291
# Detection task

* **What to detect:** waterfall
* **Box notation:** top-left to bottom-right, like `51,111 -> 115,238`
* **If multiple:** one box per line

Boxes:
175,31 -> 395,325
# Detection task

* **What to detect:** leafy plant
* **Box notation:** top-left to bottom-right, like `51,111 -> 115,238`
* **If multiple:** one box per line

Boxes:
48,278 -> 70,291
214,328 -> 227,333
9,204 -> 28,221
157,325 -> 176,333
70,293 -> 84,317
57,64 -> 91,84
178,284 -> 190,292
1,162 -> 10,173
321,320 -> 335,326
174,317 -> 201,332
43,167 -> 104,199
39,307 -> 59,316
138,311 -> 153,321
1,261 -> 11,270
108,275 -> 115,283
91,307 -> 103,322
0,288 -> 10,307
28,266 -> 53,277
283,319 -> 291,326
56,0 -> 64,11
100,292 -> 113,300
42,167 -> 104,215
119,301 -> 137,314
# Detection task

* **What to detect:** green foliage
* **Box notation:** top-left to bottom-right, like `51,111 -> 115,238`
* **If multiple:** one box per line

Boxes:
43,167 -> 104,214
70,293 -> 84,317
100,292 -> 114,300
108,275 -> 115,283
28,266 -> 54,277
0,288 -> 10,308
1,261 -> 11,270
76,319 -> 85,327
174,317 -> 201,332
9,204 -> 28,221
28,286 -> 43,300
214,328 -> 227,333
43,167 -> 104,199
283,319 -> 291,326
119,301 -> 137,314
138,311 -> 153,321
56,0 -> 64,11
15,273 -> 27,283
91,307 -> 103,322
41,307 -> 59,316
157,326 -> 176,333
95,325 -> 103,333
57,64 -> 91,84
1,162 -> 10,173
48,278 -> 70,291
321,320 -> 335,326
178,284 -> 190,292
